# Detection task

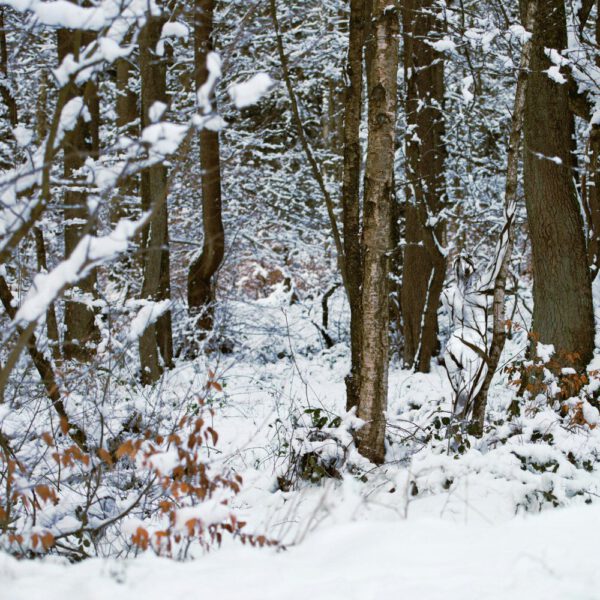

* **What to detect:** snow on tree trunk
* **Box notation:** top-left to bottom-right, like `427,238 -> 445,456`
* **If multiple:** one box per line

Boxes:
355,0 -> 400,465
400,0 -> 447,374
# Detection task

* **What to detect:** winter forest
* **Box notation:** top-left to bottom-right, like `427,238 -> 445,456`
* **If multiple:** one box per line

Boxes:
1,0 -> 600,596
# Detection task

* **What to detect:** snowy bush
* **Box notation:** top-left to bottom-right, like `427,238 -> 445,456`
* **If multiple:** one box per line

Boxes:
0,367 -> 274,560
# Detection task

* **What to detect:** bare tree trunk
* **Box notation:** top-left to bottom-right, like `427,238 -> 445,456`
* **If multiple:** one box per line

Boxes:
112,55 -> 139,226
342,0 -> 368,412
111,53 -> 140,299
0,8 -> 17,128
470,0 -> 537,435
36,70 -> 61,358
355,0 -> 400,465
138,13 -> 173,384
400,0 -> 447,373
523,0 -> 594,369
586,127 -> 600,274
57,29 -> 101,362
583,0 -> 600,275
36,67 -> 49,141
187,0 -> 225,335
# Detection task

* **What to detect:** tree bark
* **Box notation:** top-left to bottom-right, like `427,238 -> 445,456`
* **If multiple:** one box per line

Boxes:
355,0 -> 400,465
523,0 -> 595,369
138,13 -> 174,384
187,0 -> 225,334
342,0 -> 368,412
400,0 -> 447,373
57,28 -> 101,362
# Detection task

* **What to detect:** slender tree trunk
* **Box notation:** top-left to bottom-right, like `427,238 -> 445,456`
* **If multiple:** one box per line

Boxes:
270,0 -> 347,290
138,13 -> 174,384
583,0 -> 600,275
36,68 -> 49,142
187,0 -> 225,335
35,69 -> 61,358
523,0 -> 594,369
34,227 -> 61,360
470,0 -> 537,435
112,55 -> 139,226
400,0 -> 447,373
586,128 -> 600,274
0,8 -> 17,128
343,0 -> 368,412
57,29 -> 101,361
112,54 -> 140,298
389,173 -> 404,350
355,0 -> 400,465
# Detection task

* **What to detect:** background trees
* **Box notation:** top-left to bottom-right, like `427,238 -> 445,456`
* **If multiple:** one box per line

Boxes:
58,26 -> 102,361
400,0 -> 447,374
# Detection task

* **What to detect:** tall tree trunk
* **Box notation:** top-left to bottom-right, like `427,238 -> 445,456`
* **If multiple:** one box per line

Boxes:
355,0 -> 400,465
57,28 -> 101,362
187,0 -> 225,335
138,13 -> 174,384
470,0 -> 537,434
523,0 -> 595,369
343,0 -> 368,412
400,0 -> 447,373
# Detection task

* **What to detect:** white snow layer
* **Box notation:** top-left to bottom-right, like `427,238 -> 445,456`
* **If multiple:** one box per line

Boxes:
427,38 -> 456,53
228,73 -> 274,108
15,217 -> 143,324
1,503 -> 600,599
128,300 -> 172,340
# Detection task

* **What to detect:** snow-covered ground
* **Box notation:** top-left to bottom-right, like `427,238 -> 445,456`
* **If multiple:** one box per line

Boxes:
2,290 -> 600,597
2,503 -> 600,599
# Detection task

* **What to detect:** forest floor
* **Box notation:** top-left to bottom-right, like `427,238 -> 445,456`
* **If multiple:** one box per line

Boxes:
2,287 -> 600,598
2,502 -> 599,599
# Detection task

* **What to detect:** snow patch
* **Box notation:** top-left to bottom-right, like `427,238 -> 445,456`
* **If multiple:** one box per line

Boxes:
229,73 -> 274,108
